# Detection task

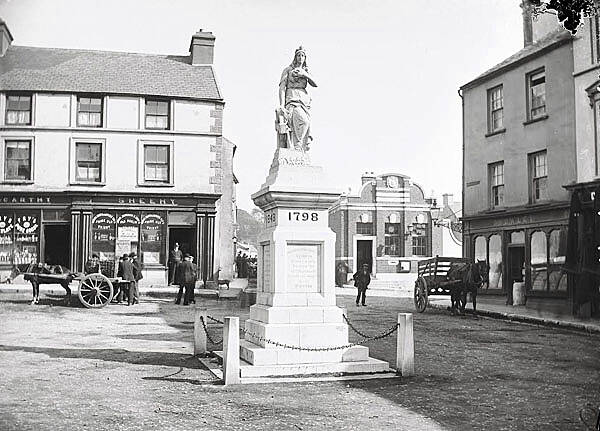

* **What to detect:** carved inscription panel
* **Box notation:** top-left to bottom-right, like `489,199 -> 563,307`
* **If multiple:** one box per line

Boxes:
262,244 -> 271,292
286,243 -> 321,293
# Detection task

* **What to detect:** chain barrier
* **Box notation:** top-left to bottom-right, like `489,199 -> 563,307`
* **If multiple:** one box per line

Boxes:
200,314 -> 399,352
199,316 -> 223,345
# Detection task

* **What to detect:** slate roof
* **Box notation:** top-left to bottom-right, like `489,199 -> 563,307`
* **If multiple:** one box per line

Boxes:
0,45 -> 222,101
460,29 -> 573,91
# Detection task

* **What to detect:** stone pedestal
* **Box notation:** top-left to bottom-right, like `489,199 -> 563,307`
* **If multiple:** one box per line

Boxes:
239,149 -> 390,377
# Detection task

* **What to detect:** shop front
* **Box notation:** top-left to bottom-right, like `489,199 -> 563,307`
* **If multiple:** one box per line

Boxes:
463,204 -> 570,315
0,192 -> 219,286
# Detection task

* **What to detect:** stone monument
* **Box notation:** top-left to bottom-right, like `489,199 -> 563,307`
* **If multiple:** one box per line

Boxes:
239,47 -> 389,377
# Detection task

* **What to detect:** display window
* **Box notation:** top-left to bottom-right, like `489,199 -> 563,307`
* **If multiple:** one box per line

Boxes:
92,213 -> 116,262
0,212 -> 39,265
141,213 -> 166,265
116,213 -> 140,258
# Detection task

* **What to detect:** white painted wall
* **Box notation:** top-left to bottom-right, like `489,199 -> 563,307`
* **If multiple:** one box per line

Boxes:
107,96 -> 139,129
35,94 -> 71,127
173,100 -> 214,133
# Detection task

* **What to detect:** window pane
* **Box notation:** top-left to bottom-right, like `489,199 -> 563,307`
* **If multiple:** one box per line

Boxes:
156,165 -> 168,181
146,101 -> 157,115
488,234 -> 502,289
530,231 -> 547,291
474,236 -> 487,261
156,101 -> 169,115
156,146 -> 168,163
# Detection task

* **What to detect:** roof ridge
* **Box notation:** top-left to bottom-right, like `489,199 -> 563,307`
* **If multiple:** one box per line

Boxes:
9,44 -> 195,60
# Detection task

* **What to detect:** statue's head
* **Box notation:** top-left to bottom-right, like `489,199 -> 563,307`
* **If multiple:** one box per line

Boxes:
292,46 -> 307,68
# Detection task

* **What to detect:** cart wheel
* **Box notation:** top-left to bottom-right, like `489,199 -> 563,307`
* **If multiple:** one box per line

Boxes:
414,277 -> 428,313
78,273 -> 113,308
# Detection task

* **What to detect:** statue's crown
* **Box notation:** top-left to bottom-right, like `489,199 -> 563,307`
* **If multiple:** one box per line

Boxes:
295,46 -> 306,55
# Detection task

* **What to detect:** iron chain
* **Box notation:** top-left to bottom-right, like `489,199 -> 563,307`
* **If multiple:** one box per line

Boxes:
199,316 -> 223,345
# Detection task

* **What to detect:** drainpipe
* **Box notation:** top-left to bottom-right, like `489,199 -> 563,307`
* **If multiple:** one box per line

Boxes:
458,87 -> 466,259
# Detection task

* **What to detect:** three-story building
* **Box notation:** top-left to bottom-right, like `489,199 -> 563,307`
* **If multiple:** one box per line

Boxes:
0,20 -> 237,285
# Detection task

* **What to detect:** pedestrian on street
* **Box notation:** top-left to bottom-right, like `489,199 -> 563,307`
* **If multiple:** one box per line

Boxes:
84,253 -> 101,275
175,254 -> 197,306
118,254 -> 136,306
130,252 -> 143,304
353,263 -> 371,307
168,243 -> 183,285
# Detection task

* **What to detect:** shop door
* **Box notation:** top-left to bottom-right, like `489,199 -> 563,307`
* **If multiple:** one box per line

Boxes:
169,227 -> 196,259
507,246 -> 525,303
43,224 -> 70,267
357,240 -> 373,273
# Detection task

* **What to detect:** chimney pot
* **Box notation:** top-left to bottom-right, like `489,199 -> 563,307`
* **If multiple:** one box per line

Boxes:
189,29 -> 215,65
0,18 -> 13,57
521,0 -> 534,47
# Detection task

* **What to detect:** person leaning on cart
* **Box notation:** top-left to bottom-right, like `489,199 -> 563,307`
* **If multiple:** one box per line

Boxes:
84,254 -> 101,275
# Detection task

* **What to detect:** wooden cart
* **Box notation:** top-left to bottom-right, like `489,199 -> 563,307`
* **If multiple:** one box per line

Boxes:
414,256 -> 469,313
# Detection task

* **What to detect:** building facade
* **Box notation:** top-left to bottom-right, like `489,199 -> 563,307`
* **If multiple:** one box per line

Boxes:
329,172 -> 445,278
461,4 -> 580,314
0,20 -> 237,285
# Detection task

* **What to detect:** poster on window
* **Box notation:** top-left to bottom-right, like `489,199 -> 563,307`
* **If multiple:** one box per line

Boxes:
116,239 -> 131,257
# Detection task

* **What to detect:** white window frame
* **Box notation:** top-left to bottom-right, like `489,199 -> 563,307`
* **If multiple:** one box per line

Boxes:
527,68 -> 546,120
69,137 -> 106,185
487,85 -> 504,133
529,150 -> 548,203
489,162 -> 504,209
137,139 -> 174,187
2,135 -> 35,184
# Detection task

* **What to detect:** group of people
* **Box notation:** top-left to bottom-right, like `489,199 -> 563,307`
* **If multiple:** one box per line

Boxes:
84,252 -> 143,306
168,243 -> 198,306
235,252 -> 256,279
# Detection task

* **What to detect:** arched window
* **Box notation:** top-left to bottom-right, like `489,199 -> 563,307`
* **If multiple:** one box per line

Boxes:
548,229 -> 567,291
474,236 -> 488,288
488,234 -> 502,289
530,231 -> 547,291
388,213 -> 398,224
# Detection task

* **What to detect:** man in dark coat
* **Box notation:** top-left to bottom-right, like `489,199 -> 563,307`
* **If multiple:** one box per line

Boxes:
175,254 -> 197,305
130,252 -> 143,305
169,243 -> 183,285
353,263 -> 371,307
118,254 -> 136,306
84,253 -> 101,275
115,254 -> 130,303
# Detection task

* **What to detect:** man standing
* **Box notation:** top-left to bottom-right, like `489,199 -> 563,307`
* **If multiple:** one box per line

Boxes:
175,254 -> 197,306
169,242 -> 183,285
84,253 -> 101,275
130,252 -> 143,305
119,254 -> 136,306
353,263 -> 371,307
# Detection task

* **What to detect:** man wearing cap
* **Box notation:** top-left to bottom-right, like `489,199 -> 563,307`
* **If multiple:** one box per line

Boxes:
130,252 -> 143,305
84,253 -> 101,276
175,253 -> 197,305
117,254 -> 135,305
169,242 -> 183,285
352,263 -> 371,307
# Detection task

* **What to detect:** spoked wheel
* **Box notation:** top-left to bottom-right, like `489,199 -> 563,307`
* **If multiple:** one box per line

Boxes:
414,277 -> 428,313
78,273 -> 113,308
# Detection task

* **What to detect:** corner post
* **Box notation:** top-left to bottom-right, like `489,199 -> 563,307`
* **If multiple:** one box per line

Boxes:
223,316 -> 240,385
396,313 -> 414,376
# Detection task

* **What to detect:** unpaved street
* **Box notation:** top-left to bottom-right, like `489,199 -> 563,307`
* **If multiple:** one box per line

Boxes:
0,294 -> 598,430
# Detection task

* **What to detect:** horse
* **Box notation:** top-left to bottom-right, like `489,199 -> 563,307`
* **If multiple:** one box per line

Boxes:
447,260 -> 489,315
23,263 -> 76,304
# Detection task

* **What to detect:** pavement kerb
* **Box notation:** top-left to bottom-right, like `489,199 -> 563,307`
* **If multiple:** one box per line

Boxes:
427,301 -> 600,334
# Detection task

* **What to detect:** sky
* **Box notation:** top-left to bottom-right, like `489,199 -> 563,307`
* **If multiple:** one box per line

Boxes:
0,0 -> 524,211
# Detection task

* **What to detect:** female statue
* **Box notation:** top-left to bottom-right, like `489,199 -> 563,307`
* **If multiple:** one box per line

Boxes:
277,46 -> 318,151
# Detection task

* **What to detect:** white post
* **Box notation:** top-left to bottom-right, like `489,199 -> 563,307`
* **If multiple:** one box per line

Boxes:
223,316 -> 240,385
340,306 -> 347,321
396,313 -> 414,376
194,308 -> 207,355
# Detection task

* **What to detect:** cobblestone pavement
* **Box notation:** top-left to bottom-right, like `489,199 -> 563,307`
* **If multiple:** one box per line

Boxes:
0,292 -> 598,430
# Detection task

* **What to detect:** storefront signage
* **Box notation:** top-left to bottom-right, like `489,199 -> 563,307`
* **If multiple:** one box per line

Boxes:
92,213 -> 116,226
0,196 -> 52,204
117,214 -> 140,225
117,197 -> 177,206
0,216 -> 13,234
15,216 -> 39,234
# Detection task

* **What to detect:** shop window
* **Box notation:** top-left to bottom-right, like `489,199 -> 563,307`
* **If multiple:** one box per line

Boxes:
384,223 -> 402,256
92,213 -> 116,273
0,213 -> 39,265
474,236 -> 488,288
530,231 -> 547,291
141,213 -> 166,265
116,213 -> 140,258
488,234 -> 502,289
75,142 -> 102,182
548,229 -> 567,291
144,144 -> 170,183
5,94 -> 32,125
77,96 -> 103,127
489,162 -> 504,208
5,140 -> 32,181
488,85 -> 504,133
530,151 -> 548,203
412,235 -> 426,257
145,99 -> 170,130
527,68 -> 546,120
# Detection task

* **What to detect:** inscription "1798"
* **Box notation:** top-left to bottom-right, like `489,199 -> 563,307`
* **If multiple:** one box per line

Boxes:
288,211 -> 319,222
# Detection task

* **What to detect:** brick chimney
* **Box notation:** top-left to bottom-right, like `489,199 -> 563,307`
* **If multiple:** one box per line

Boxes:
442,193 -> 454,207
0,18 -> 13,57
361,171 -> 376,185
521,0 -> 534,47
189,29 -> 215,65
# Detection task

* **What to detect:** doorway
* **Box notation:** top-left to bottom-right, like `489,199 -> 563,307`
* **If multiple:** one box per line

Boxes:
507,245 -> 525,304
43,224 -> 70,267
357,240 -> 373,273
169,227 -> 197,258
